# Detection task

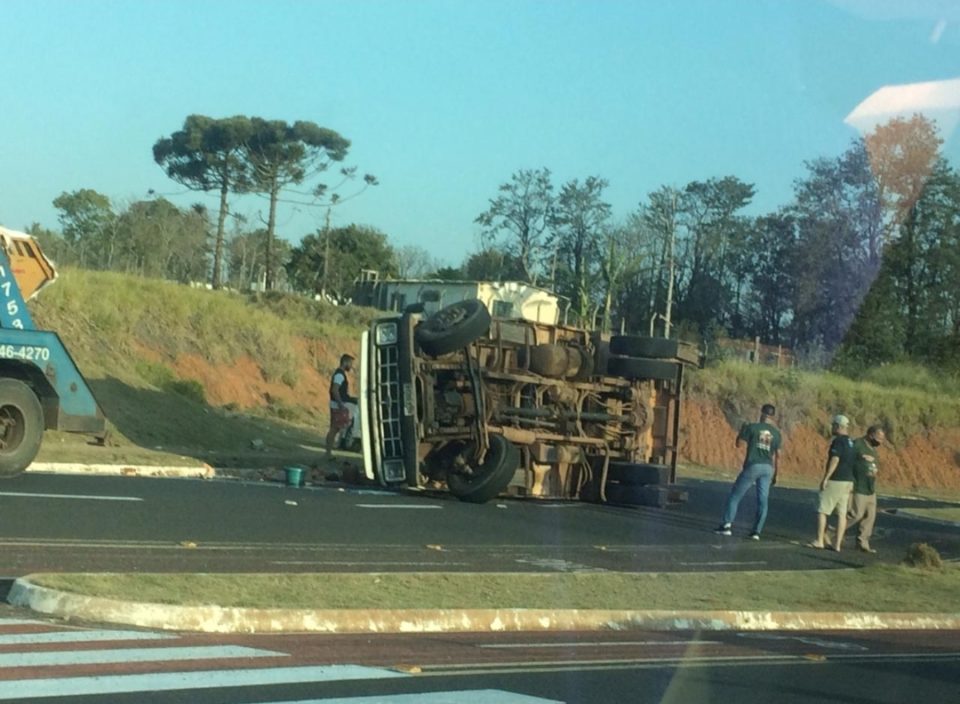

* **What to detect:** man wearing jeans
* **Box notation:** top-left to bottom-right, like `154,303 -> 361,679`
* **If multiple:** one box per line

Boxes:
715,403 -> 782,540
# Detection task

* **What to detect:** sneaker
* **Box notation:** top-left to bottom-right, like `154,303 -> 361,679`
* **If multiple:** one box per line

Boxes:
748,532 -> 760,541
714,524 -> 732,536
857,544 -> 877,554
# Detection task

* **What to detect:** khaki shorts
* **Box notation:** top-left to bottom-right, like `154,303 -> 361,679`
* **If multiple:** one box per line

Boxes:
818,480 -> 853,516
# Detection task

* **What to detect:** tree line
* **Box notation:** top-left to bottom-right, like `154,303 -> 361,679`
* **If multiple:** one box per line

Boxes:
468,115 -> 959,372
12,113 -> 959,372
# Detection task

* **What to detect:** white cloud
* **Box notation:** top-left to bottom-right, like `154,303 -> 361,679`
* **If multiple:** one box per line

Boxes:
845,78 -> 960,138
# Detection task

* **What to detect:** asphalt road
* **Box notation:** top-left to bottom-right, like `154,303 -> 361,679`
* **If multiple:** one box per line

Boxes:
2,617 -> 958,703
0,472 -> 958,577
2,472 -> 959,703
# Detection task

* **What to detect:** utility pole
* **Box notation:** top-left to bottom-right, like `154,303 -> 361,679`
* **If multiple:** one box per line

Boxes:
663,190 -> 677,339
320,206 -> 332,298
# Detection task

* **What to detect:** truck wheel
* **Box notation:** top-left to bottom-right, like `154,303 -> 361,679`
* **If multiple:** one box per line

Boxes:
610,335 -> 679,359
572,344 -> 595,380
606,462 -> 671,486
0,379 -> 44,478
607,356 -> 680,382
447,434 -> 520,504
415,299 -> 491,357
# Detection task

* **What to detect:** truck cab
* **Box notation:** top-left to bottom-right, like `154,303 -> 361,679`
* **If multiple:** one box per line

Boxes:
0,226 -> 106,477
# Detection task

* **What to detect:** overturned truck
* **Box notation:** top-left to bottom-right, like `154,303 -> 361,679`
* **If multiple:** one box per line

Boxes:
358,299 -> 699,505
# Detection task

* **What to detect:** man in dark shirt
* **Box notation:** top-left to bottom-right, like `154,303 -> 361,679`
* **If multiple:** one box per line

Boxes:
715,403 -> 782,540
325,354 -> 357,458
810,414 -> 856,551
846,425 -> 885,553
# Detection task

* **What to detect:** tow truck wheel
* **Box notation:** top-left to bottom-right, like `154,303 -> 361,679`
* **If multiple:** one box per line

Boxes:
447,434 -> 520,504
0,379 -> 44,478
415,299 -> 492,357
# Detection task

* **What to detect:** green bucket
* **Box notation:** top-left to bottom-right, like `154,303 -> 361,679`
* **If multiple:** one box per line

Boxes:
284,466 -> 304,487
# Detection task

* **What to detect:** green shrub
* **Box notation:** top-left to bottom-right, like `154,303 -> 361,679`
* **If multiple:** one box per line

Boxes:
168,379 -> 205,405
134,360 -> 177,389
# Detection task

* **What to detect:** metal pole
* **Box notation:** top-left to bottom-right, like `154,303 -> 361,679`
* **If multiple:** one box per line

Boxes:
664,191 -> 676,339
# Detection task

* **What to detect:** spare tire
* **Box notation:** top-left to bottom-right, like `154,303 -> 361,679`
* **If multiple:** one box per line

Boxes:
606,462 -> 671,486
610,335 -> 679,359
415,299 -> 491,357
447,434 -> 520,504
607,356 -> 680,382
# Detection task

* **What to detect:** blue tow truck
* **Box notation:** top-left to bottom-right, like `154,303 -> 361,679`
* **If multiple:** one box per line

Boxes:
0,226 -> 105,477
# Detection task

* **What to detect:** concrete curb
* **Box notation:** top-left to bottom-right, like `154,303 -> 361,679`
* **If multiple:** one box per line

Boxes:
8,578 -> 960,634
26,462 -> 215,479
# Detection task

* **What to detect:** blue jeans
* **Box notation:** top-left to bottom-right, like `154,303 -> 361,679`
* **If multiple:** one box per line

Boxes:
721,463 -> 775,534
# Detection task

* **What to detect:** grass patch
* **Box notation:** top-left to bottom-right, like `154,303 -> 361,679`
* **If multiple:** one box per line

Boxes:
29,566 -> 960,612
689,360 -> 960,439
898,507 -> 960,523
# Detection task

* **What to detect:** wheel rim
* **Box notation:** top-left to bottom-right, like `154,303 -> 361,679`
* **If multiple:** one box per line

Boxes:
0,405 -> 26,455
428,304 -> 469,332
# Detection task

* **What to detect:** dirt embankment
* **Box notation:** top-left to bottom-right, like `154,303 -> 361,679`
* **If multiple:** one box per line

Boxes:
680,399 -> 960,492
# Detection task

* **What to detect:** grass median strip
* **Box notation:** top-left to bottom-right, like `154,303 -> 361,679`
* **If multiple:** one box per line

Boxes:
897,507 -> 960,523
27,566 -> 960,612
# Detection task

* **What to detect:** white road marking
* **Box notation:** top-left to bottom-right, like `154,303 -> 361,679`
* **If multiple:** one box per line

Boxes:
0,645 -> 283,667
356,504 -> 443,509
271,561 -> 470,566
678,561 -> 767,566
0,665 -> 405,700
259,691 -> 562,703
479,640 -> 721,649
0,491 -> 143,502
736,633 -> 869,652
0,630 -> 176,645
419,651 -> 960,675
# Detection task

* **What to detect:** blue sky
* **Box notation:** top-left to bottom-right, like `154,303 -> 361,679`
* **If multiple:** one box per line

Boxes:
3,0 -> 959,265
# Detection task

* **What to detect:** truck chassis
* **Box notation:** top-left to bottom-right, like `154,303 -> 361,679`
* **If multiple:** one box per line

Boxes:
361,299 -> 697,505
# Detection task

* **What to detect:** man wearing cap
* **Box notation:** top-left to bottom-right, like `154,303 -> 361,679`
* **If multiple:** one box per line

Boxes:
715,403 -> 782,540
846,424 -> 885,553
810,414 -> 856,551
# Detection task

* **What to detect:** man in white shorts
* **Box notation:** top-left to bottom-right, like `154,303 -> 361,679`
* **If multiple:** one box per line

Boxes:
809,414 -> 856,551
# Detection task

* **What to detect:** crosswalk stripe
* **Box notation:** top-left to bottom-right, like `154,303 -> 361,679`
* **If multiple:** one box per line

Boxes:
0,645 -> 282,667
0,665 -> 405,700
0,629 -> 176,645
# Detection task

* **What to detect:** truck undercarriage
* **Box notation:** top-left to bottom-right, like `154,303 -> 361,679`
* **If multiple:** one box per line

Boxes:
361,299 -> 698,505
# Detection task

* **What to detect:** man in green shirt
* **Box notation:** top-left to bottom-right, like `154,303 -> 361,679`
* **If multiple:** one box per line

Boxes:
846,425 -> 885,553
715,403 -> 782,540
810,414 -> 856,551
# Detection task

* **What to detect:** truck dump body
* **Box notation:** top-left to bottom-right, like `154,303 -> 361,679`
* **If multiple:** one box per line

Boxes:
0,226 -> 105,476
360,299 -> 698,505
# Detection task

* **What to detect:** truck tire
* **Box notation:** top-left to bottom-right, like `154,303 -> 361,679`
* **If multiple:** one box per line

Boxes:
447,434 -> 520,504
610,335 -> 679,359
607,356 -> 680,382
528,344 -> 568,377
415,299 -> 491,357
606,462 -> 671,486
0,379 -> 44,478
